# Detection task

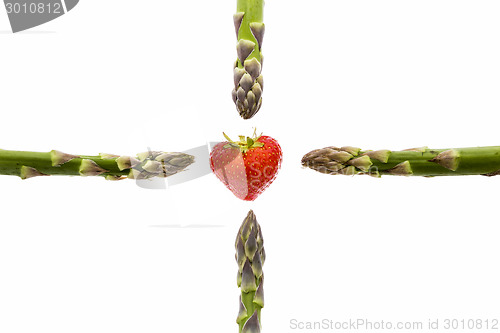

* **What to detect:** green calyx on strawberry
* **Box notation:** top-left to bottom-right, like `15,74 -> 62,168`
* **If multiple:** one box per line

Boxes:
210,131 -> 282,201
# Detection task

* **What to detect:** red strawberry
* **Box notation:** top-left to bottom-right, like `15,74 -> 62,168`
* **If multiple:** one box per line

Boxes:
210,132 -> 282,201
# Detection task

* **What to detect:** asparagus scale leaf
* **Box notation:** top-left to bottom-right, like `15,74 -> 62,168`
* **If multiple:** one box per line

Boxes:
232,0 -> 265,119
302,146 -> 500,177
0,149 -> 194,180
236,210 -> 265,333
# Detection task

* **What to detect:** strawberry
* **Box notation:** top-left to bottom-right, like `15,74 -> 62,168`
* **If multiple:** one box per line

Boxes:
210,131 -> 282,201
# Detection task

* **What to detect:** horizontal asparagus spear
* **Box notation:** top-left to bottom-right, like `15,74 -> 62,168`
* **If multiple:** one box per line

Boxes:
236,210 -> 265,333
302,146 -> 500,177
232,0 -> 265,119
0,149 -> 194,180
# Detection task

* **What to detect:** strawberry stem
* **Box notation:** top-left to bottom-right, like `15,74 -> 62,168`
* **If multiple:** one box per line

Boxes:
222,131 -> 264,153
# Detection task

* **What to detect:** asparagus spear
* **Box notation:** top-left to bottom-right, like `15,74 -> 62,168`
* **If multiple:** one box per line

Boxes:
236,210 -> 265,333
302,146 -> 500,177
232,0 -> 265,120
0,149 -> 194,180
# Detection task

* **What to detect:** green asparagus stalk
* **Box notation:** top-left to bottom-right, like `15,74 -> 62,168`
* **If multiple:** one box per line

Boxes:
232,0 -> 265,120
236,210 -> 265,333
0,149 -> 194,180
302,146 -> 500,177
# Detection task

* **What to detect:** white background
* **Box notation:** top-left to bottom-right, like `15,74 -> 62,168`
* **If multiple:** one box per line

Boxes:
1,1 -> 500,332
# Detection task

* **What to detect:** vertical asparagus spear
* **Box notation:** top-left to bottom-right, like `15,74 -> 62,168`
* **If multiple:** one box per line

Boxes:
236,210 -> 265,333
232,0 -> 265,119
301,146 -> 500,177
0,149 -> 194,180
